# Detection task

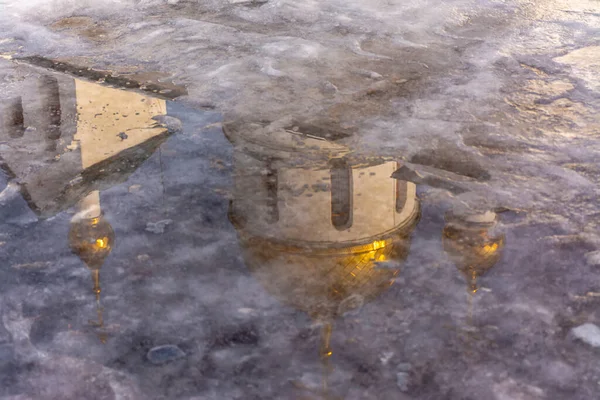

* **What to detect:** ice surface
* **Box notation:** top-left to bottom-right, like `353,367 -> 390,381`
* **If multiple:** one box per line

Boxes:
0,0 -> 599,399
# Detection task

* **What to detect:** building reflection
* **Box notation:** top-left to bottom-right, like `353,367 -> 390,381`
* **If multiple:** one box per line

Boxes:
1,66 -> 507,377
443,211 -> 505,294
224,121 -> 421,397
69,191 -> 115,342
1,69 -> 175,340
443,210 -> 505,334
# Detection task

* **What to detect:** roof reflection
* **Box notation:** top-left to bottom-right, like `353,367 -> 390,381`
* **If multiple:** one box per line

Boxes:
0,69 -> 172,217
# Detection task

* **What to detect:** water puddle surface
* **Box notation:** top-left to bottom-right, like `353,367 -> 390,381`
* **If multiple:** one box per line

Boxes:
0,59 -> 598,400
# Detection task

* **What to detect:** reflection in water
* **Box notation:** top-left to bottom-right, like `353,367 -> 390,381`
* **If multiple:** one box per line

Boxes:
1,67 -> 511,397
39,75 -> 62,143
1,70 -> 175,341
0,71 -> 171,217
443,211 -> 505,294
69,191 -> 115,342
225,121 -> 421,397
443,211 -> 505,333
4,97 -> 25,138
73,79 -> 168,169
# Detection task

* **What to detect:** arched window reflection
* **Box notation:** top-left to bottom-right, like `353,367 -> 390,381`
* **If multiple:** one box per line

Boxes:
396,178 -> 408,213
39,75 -> 62,141
4,97 -> 25,138
330,158 -> 353,230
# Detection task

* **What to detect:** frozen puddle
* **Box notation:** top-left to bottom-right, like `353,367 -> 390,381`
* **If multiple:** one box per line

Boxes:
0,1 -> 599,397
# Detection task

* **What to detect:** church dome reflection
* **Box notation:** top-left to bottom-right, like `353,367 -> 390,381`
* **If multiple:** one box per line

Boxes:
225,120 -> 420,397
225,120 -> 420,319
241,228 -> 413,321
68,192 -> 115,274
68,191 -> 115,341
443,211 -> 505,293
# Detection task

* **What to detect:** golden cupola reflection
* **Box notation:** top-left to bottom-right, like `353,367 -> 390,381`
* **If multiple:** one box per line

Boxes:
442,211 -> 505,294
69,191 -> 114,273
68,190 -> 115,342
225,121 -> 420,398
242,233 -> 412,322
238,191 -> 416,399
